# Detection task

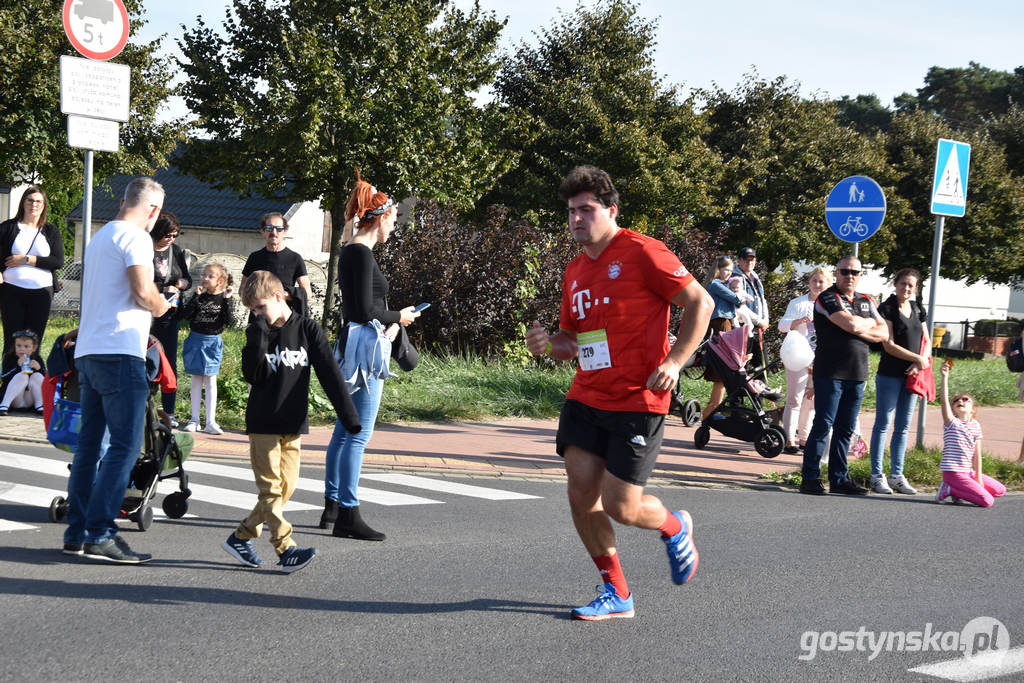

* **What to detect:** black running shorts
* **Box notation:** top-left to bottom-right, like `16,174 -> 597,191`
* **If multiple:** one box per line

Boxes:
555,399 -> 665,486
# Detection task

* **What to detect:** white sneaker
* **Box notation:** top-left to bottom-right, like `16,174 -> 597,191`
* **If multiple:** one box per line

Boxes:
870,474 -> 893,494
888,474 -> 917,495
203,423 -> 223,435
183,421 -> 199,433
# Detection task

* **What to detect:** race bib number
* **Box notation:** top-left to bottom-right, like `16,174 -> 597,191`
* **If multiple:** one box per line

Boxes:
577,329 -> 612,371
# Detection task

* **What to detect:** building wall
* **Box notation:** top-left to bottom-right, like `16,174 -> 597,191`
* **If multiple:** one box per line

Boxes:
69,199 -> 331,265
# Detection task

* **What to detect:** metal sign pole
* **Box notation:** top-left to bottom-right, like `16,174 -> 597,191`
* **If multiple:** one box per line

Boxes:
79,149 -> 93,319
852,242 -> 859,259
916,214 -> 944,449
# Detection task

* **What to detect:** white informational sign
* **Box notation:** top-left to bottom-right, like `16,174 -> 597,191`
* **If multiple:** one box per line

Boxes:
62,0 -> 130,61
67,115 -> 119,152
59,55 -> 130,122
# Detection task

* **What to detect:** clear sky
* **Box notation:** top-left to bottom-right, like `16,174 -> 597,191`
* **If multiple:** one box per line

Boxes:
137,0 -> 1023,117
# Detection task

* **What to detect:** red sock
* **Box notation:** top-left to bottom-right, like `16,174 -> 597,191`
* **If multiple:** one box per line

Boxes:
592,551 -> 629,598
659,509 -> 682,538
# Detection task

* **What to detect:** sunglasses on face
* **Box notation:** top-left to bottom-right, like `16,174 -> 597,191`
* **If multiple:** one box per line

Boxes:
263,225 -> 286,233
953,397 -> 972,404
838,268 -> 861,276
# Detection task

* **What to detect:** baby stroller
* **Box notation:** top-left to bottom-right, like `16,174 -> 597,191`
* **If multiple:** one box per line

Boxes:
46,335 -> 194,531
691,326 -> 787,458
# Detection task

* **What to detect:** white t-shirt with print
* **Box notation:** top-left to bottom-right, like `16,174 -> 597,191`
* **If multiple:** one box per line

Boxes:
75,220 -> 155,360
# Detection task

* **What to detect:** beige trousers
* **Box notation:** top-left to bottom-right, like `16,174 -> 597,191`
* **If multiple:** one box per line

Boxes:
235,433 -> 301,555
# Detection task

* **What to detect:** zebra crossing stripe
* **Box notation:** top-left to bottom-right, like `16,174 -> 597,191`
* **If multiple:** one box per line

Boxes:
0,480 -> 196,520
361,473 -> 542,500
0,450 -> 70,477
0,519 -> 36,532
183,460 -> 444,507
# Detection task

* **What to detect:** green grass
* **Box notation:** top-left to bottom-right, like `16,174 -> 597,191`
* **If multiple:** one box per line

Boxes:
41,316 -> 1022,428
761,448 -> 1024,492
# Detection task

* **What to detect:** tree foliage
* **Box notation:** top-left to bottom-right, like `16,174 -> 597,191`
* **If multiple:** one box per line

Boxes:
483,0 -> 719,229
699,74 -> 899,270
176,0 -> 510,324
881,110 -> 1024,285
0,1 -> 184,229
895,62 -> 1024,125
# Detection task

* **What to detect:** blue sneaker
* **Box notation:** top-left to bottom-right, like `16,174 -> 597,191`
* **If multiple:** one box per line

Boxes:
663,510 -> 699,585
221,533 -> 262,568
571,583 -> 635,621
278,546 -> 316,574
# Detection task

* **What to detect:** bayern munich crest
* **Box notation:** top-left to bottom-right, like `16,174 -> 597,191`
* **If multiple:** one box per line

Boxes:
608,261 -> 622,279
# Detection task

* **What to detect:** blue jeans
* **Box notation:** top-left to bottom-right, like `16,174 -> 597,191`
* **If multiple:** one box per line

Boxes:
801,376 -> 865,486
64,355 -> 149,545
324,374 -> 383,507
869,373 -> 918,477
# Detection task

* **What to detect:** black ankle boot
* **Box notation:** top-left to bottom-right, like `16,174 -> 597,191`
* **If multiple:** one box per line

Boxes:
318,498 -> 339,529
332,505 -> 385,541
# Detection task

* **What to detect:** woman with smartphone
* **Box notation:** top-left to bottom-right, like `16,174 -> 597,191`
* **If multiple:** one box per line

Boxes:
320,171 -> 420,541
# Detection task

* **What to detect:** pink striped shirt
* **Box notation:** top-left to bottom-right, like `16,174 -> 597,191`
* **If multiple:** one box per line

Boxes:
940,418 -> 982,472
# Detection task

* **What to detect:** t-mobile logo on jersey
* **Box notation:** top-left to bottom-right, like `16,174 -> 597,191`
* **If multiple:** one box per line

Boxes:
571,289 -> 611,320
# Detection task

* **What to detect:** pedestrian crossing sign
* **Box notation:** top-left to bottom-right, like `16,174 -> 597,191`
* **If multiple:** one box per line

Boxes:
930,138 -> 971,217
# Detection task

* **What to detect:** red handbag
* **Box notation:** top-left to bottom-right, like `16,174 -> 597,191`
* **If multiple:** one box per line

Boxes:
905,333 -> 935,401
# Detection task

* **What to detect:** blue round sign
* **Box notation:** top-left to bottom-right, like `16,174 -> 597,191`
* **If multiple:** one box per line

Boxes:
825,175 -> 886,243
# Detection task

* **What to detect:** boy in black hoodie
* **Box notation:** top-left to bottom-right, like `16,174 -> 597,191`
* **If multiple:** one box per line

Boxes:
221,270 -> 361,574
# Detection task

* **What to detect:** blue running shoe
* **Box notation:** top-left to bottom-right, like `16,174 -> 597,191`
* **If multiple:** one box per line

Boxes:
221,533 -> 262,568
663,510 -> 699,585
571,582 -> 635,621
278,546 -> 316,574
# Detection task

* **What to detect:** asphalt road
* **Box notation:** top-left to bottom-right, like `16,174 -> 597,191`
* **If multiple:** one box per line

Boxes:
1,440 -> 1021,681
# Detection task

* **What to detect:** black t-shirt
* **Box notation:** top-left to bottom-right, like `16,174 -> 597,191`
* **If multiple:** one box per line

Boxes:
876,295 -> 927,378
812,285 -> 881,382
242,247 -> 307,287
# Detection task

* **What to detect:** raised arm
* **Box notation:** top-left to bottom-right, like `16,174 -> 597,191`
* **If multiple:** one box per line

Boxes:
939,360 -> 953,426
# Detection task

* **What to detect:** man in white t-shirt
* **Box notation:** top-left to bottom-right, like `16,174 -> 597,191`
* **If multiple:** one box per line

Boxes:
63,177 -> 171,564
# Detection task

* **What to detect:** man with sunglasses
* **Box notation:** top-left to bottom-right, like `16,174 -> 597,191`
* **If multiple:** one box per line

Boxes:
241,213 -> 314,311
799,256 -> 888,496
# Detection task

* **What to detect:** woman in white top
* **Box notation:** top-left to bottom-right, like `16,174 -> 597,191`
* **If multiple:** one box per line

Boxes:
777,267 -> 830,454
0,186 -> 65,357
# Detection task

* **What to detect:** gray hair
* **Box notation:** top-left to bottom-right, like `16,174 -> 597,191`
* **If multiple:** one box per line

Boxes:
122,177 -> 165,210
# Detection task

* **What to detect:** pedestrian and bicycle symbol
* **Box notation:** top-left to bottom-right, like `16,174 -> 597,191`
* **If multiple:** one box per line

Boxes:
825,175 -> 886,243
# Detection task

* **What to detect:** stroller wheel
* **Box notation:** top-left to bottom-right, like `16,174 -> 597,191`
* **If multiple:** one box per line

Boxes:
694,426 -> 710,450
755,426 -> 786,459
136,504 -> 154,531
49,496 -> 68,523
681,399 -> 702,427
162,492 -> 189,519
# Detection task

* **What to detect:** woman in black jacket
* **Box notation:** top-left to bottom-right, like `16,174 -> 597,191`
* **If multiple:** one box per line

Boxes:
150,212 -> 192,425
0,186 -> 65,357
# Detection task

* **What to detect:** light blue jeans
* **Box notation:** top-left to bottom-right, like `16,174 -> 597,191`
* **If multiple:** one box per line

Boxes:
64,355 -> 148,545
869,373 -> 919,477
324,374 -> 383,507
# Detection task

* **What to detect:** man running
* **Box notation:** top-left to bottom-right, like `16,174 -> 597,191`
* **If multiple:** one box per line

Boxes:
526,165 -> 713,620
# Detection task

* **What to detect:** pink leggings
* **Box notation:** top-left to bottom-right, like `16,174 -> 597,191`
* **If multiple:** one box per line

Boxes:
942,471 -> 1006,508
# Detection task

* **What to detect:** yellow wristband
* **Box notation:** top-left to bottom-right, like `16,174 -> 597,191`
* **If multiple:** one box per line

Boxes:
545,341 -> 553,356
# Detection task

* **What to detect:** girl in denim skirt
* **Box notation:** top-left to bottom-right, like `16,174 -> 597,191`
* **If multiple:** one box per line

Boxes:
181,263 -> 233,435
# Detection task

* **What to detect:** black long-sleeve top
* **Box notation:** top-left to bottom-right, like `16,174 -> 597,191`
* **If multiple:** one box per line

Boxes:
181,291 -> 233,335
0,219 -> 65,282
340,243 -> 401,326
241,312 -> 360,435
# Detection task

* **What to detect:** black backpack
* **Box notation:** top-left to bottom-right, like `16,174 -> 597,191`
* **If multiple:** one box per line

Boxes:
1007,336 -> 1024,373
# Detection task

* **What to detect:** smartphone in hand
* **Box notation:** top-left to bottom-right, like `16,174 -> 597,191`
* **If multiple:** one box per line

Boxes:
413,302 -> 431,313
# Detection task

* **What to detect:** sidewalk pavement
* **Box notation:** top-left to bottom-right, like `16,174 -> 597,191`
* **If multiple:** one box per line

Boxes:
2,405 -> 1021,488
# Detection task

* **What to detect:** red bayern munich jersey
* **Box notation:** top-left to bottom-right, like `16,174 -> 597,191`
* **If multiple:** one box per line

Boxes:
559,228 -> 694,414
